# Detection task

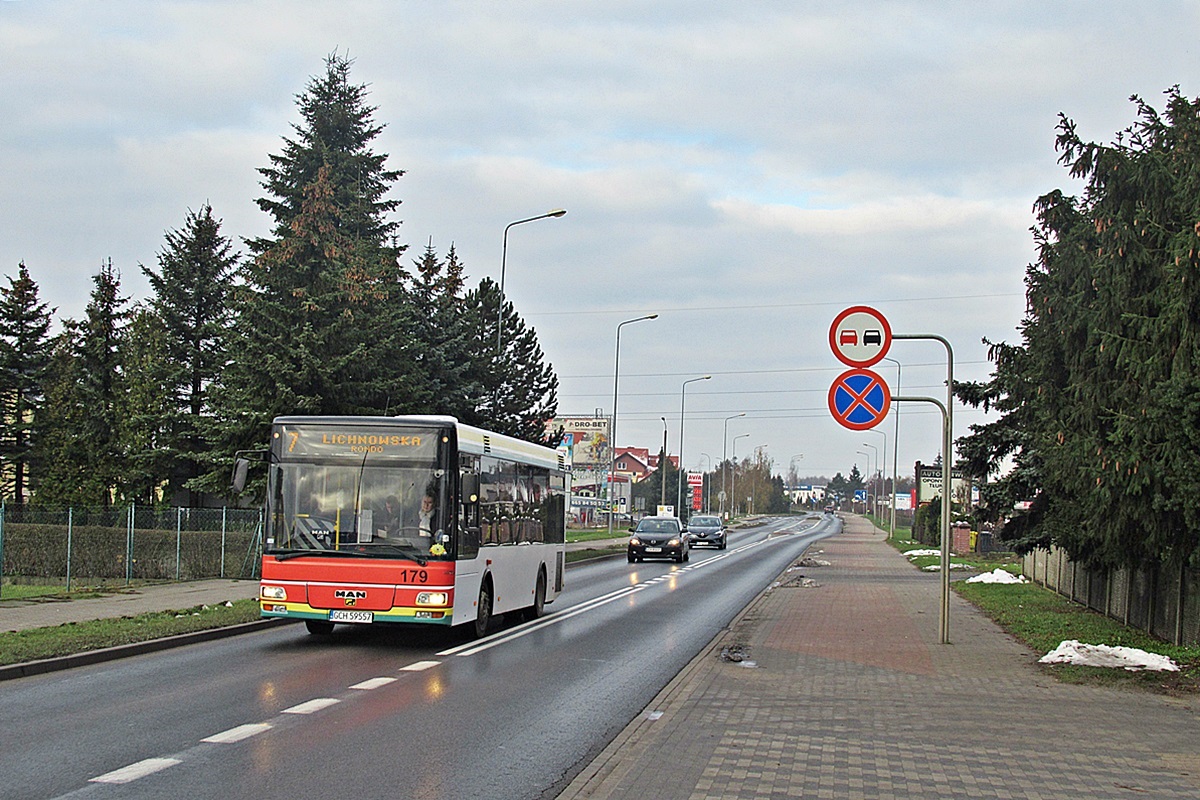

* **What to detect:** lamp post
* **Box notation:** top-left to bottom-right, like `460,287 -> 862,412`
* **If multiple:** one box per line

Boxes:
676,375 -> 711,518
857,450 -> 871,512
721,413 -> 745,519
496,209 -> 567,353
607,314 -> 658,539
731,433 -> 750,517
864,429 -> 887,523
883,356 -> 901,540
660,417 -> 668,512
862,440 -> 879,517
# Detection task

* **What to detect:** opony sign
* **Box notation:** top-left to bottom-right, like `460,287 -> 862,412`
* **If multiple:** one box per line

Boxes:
829,305 -> 892,368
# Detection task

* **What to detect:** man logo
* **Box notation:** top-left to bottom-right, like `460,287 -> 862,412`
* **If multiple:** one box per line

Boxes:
344,598 -> 357,607
335,589 -> 367,601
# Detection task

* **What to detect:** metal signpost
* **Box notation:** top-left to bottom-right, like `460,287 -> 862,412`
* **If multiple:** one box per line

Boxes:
829,307 -> 954,644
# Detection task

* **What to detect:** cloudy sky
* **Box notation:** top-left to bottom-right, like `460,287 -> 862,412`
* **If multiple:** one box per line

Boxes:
2,2 -> 1196,490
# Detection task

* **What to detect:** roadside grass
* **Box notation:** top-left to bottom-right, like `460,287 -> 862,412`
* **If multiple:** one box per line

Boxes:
0,580 -> 150,602
955,580 -> 1200,694
0,599 -> 262,667
871,516 -> 1200,694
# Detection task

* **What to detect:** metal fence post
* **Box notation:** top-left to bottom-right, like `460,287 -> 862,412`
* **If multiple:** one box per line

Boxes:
175,507 -> 183,581
66,507 -> 74,592
221,507 -> 227,579
126,502 -> 134,585
0,502 -> 5,600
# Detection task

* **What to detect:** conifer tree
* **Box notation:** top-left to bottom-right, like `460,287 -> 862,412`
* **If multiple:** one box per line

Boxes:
463,277 -> 559,444
139,204 -> 237,504
0,262 -> 54,504
201,53 -> 412,494
958,88 -> 1200,568
36,262 -> 129,505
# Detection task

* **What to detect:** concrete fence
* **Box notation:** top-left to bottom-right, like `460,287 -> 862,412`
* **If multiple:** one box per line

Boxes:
1023,546 -> 1199,646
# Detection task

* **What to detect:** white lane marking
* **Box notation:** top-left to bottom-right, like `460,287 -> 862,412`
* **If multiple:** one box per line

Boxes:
399,660 -> 441,672
351,677 -> 398,689
282,698 -> 340,714
202,723 -> 273,743
436,584 -> 642,656
90,757 -> 181,784
448,584 -> 647,657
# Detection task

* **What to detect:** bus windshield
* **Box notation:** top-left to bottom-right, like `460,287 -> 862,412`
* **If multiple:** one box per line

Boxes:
266,460 -> 451,561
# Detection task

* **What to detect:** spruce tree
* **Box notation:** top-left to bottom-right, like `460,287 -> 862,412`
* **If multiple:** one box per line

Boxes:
0,262 -> 54,504
463,277 -> 559,444
36,262 -> 129,505
201,53 -> 411,494
139,204 -> 237,504
958,88 -> 1200,568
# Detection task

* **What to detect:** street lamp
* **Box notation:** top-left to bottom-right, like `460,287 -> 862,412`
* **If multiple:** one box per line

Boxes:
607,313 -> 658,539
721,413 -> 745,519
660,417 -> 668,512
864,429 -> 886,523
883,356 -> 902,540
731,433 -> 750,517
676,375 -> 711,517
862,440 -> 879,514
857,450 -> 871,511
496,209 -> 567,353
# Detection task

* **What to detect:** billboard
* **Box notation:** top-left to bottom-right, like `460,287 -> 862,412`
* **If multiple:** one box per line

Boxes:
550,416 -> 611,473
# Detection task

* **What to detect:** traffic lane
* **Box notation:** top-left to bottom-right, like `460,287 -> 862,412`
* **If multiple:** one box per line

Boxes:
7,518 -> 838,799
64,523 -> 838,800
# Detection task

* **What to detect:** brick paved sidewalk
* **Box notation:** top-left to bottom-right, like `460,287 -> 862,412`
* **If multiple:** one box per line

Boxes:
559,515 -> 1200,799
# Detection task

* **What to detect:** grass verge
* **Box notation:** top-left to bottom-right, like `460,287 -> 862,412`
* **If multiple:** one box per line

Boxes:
954,580 -> 1200,695
874,517 -> 1200,694
0,599 -> 262,668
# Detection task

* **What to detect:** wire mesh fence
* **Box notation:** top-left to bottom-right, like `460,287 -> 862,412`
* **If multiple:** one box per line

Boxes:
0,503 -> 263,595
1023,546 -> 1199,646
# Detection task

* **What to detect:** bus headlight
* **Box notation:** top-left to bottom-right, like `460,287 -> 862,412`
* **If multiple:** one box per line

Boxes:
261,585 -> 287,601
416,591 -> 448,606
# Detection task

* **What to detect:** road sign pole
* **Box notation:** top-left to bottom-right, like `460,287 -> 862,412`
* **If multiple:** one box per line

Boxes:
894,332 -> 954,644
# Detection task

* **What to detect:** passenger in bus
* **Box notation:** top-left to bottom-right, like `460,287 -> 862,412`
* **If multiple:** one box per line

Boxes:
380,495 -> 401,537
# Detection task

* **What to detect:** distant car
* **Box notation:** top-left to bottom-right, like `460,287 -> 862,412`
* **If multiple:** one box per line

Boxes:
685,514 -> 726,549
628,516 -> 689,563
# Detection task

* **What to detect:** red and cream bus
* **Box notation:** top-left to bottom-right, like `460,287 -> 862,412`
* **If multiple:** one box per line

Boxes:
255,415 -> 568,637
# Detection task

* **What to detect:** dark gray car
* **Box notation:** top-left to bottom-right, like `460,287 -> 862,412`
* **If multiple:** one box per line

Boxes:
685,514 -> 726,549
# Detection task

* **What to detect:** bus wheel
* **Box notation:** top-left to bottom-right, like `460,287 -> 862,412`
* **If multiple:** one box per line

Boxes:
473,579 -> 493,639
305,620 -> 334,636
522,571 -> 546,622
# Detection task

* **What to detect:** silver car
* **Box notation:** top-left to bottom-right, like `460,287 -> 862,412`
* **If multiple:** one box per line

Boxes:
685,514 -> 726,549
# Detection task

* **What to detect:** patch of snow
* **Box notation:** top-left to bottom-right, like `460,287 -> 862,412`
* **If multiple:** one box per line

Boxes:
1039,640 -> 1180,672
922,563 -> 971,571
904,548 -> 941,558
966,568 -> 1027,584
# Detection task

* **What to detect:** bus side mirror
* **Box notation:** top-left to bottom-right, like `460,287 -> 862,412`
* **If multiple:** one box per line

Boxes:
461,473 -> 480,504
231,458 -> 250,493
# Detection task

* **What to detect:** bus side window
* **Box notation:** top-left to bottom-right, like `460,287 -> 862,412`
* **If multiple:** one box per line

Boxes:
458,455 -> 482,559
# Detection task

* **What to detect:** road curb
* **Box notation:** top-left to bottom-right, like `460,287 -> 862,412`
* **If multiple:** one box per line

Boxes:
0,618 -> 296,682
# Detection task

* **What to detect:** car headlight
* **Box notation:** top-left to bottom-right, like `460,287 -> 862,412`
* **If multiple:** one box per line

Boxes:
260,585 -> 286,601
668,538 -> 681,547
629,537 -> 641,546
416,591 -> 449,606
